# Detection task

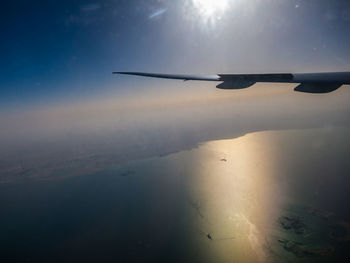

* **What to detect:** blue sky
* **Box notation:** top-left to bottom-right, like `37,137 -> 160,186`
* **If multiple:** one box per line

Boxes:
1,0 -> 350,108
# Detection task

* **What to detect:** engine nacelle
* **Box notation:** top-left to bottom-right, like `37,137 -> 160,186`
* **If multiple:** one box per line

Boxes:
294,83 -> 342,93
216,80 -> 256,89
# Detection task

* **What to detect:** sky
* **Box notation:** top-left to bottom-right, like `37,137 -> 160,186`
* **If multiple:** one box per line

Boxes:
1,0 -> 350,108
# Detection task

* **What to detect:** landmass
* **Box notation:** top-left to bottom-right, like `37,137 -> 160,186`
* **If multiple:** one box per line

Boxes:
278,239 -> 333,257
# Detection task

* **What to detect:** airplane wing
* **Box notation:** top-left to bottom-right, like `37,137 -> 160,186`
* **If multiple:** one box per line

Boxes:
114,72 -> 220,81
113,71 -> 350,93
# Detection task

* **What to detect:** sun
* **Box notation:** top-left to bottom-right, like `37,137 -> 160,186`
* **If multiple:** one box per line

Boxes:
192,0 -> 229,17
183,0 -> 233,28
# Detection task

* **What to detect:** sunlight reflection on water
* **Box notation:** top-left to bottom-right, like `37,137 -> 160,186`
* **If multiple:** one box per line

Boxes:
185,132 -> 284,262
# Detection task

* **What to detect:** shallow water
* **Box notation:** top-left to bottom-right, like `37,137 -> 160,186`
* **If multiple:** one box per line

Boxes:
1,127 -> 350,262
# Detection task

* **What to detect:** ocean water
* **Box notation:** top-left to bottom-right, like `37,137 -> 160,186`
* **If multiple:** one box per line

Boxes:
0,127 -> 350,262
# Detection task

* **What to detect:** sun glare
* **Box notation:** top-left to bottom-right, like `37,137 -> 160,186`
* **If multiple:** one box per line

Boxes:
193,0 -> 229,17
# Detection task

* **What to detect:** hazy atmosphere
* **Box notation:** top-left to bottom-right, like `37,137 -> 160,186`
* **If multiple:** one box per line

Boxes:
1,1 -> 350,262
